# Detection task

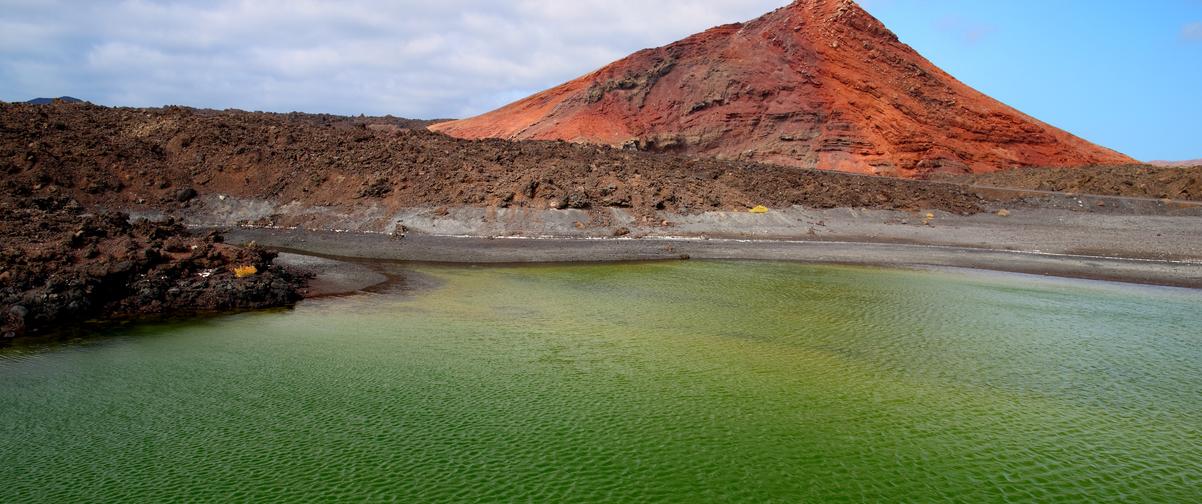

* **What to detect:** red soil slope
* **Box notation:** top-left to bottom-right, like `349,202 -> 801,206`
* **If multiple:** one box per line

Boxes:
431,0 -> 1134,177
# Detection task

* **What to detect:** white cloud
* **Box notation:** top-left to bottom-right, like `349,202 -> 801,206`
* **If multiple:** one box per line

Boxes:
0,0 -> 787,117
1184,22 -> 1202,41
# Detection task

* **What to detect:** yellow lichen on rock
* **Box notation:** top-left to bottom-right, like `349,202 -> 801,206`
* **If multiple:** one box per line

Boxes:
233,265 -> 258,278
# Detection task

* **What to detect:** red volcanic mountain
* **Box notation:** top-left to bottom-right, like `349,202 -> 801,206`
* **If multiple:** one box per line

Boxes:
432,0 -> 1133,177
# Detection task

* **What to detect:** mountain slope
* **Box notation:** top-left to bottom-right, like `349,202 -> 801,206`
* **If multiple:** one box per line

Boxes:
25,96 -> 83,105
431,0 -> 1133,177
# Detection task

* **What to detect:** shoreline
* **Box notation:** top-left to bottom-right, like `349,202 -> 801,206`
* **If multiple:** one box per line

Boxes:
226,228 -> 1202,290
12,224 -> 1193,346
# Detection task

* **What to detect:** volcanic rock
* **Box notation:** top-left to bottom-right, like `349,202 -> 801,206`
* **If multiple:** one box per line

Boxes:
175,186 -> 198,202
942,164 -> 1202,202
431,0 -> 1134,177
0,101 -> 994,221
1147,159 -> 1202,168
0,195 -> 306,339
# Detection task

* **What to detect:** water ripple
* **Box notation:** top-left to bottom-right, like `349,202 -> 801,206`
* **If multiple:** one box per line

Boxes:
1,261 -> 1200,502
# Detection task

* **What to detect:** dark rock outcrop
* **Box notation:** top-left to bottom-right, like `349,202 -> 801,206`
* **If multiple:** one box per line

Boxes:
0,196 -> 306,340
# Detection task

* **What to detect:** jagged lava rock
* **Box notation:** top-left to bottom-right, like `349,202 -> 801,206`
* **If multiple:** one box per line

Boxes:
431,0 -> 1134,177
1147,159 -> 1202,168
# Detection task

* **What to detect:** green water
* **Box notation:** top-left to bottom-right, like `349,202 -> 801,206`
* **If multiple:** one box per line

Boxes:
2,261 -> 1201,502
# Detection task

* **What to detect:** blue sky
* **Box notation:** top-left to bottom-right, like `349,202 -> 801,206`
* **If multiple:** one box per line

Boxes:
861,0 -> 1202,161
1,0 -> 1199,160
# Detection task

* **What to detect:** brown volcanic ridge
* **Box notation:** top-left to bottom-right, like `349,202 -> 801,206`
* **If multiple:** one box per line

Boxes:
1148,159 -> 1202,168
432,0 -> 1133,177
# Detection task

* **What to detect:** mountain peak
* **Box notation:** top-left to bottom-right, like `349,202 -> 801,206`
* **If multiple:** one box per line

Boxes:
25,96 -> 84,105
431,1 -> 1132,176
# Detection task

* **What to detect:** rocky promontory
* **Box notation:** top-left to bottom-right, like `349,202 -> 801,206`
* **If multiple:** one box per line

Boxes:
0,195 -> 305,341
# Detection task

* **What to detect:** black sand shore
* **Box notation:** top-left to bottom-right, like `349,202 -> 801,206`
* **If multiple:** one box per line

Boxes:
229,228 -> 1202,290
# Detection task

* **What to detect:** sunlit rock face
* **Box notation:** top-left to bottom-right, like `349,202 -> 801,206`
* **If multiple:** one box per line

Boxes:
432,0 -> 1134,177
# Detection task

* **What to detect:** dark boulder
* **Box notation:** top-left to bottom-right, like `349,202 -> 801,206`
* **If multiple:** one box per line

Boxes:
175,187 -> 198,202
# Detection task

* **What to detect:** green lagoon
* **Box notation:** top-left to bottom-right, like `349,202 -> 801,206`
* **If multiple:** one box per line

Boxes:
2,261 -> 1201,502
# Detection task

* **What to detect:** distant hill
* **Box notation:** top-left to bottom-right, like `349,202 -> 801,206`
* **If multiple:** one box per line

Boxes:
25,96 -> 84,105
1147,159 -> 1202,168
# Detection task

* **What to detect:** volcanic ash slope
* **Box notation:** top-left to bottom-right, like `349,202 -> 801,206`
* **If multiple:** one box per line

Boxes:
431,0 -> 1134,177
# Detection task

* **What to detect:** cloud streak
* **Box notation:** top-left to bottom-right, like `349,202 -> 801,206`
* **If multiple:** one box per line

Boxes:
934,14 -> 996,45
1184,22 -> 1202,41
0,0 -> 787,118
